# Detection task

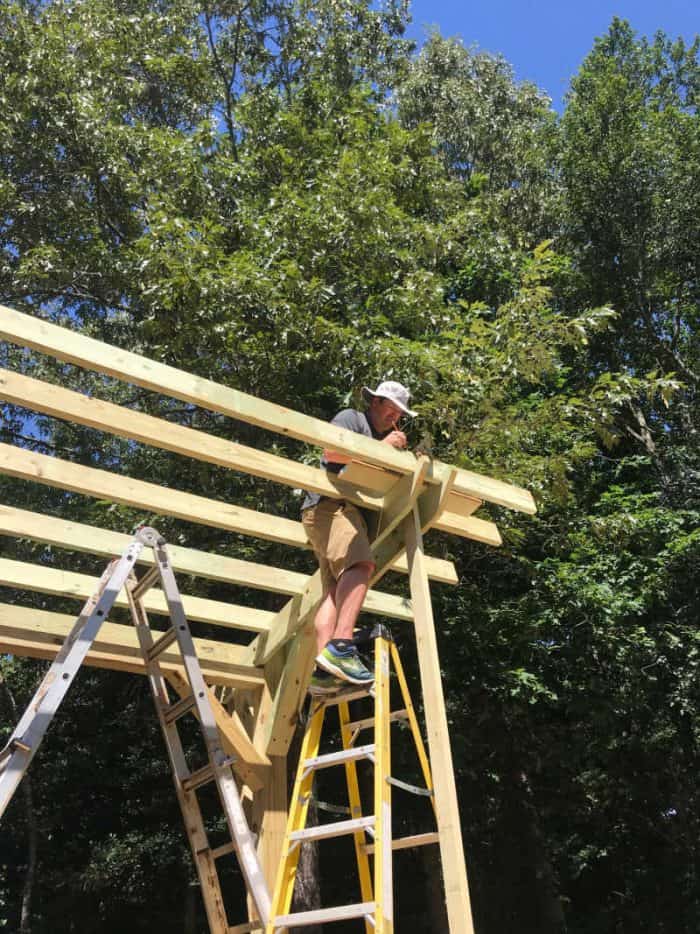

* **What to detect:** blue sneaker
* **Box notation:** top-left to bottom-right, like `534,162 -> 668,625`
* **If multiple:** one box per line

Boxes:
316,644 -> 374,685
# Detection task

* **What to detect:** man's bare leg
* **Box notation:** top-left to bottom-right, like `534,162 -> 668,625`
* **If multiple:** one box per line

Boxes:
314,587 -> 338,654
333,561 -> 374,641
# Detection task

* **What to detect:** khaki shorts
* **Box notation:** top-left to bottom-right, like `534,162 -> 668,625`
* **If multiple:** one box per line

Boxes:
302,499 -> 375,594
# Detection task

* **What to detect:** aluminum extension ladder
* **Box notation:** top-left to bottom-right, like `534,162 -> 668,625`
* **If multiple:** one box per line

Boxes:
266,624 -> 440,933
0,526 -> 270,932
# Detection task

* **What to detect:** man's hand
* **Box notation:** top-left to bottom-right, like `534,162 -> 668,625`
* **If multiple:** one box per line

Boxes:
383,429 -> 407,449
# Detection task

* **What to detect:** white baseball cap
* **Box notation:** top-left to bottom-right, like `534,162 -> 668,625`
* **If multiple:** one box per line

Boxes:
361,380 -> 417,417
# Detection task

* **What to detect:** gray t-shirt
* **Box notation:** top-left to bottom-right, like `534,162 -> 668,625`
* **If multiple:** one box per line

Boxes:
301,408 -> 389,512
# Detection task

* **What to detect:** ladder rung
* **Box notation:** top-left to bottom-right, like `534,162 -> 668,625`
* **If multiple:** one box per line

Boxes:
182,763 -> 214,793
303,744 -> 375,772
163,693 -> 197,724
229,923 -> 263,934
290,816 -> 375,844
345,709 -> 409,733
147,626 -> 179,660
362,831 -> 440,855
0,738 -> 31,763
131,565 -> 161,601
318,687 -> 374,707
273,901 -> 376,927
211,841 -> 238,860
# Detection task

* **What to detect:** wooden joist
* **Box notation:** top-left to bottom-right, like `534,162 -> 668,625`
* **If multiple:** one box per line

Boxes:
0,503 -> 422,615
164,669 -> 270,791
0,456 -> 459,583
0,602 -> 263,689
0,368 -> 382,511
0,304 -> 535,514
0,557 -> 273,634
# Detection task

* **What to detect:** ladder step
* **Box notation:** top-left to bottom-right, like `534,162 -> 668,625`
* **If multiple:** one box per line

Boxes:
182,763 -> 215,793
318,686 -> 374,707
131,565 -> 161,601
273,901 -> 376,928
362,831 -> 440,855
290,816 -> 375,844
228,923 -> 263,934
0,738 -> 31,764
147,626 -> 179,660
163,693 -> 197,724
303,744 -> 375,772
211,840 -> 237,860
345,709 -> 409,733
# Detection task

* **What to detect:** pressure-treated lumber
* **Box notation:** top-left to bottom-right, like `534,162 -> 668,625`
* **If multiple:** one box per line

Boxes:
0,304 -> 535,514
0,602 -> 263,689
404,505 -> 474,934
0,503 -> 421,616
164,669 -> 269,791
0,442 -> 307,548
0,368 -> 381,511
0,557 -> 274,634
0,447 -> 467,575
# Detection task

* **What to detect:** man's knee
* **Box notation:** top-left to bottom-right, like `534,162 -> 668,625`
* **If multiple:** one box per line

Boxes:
343,560 -> 374,580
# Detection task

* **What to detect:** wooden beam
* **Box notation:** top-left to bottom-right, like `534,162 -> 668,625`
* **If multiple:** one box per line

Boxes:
164,670 -> 269,792
0,368 -> 382,511
0,503 -> 419,617
0,459 -> 457,583
0,304 -> 412,473
0,603 -> 263,688
0,557 -> 274,634
0,441 -> 307,548
403,505 -> 475,934
0,304 -> 535,514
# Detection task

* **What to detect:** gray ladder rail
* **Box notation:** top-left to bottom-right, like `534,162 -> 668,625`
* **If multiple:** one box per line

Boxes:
0,538 -> 144,820
126,527 -> 271,930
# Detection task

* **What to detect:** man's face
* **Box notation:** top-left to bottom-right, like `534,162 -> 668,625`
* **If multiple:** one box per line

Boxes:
369,396 -> 404,433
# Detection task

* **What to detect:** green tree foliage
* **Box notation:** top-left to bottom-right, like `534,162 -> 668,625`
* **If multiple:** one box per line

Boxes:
0,4 -> 698,933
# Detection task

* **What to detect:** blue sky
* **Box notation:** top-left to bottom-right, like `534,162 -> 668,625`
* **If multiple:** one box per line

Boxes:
405,0 -> 697,109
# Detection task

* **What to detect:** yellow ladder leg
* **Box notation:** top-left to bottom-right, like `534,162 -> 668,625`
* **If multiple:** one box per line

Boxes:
338,698 -> 374,934
266,702 -> 325,933
374,634 -> 393,934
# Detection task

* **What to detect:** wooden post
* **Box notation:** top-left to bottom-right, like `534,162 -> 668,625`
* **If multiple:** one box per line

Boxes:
403,505 -> 476,934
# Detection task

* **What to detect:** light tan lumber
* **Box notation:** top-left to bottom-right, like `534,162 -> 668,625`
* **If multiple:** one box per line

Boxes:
404,504 -> 474,934
0,442 -> 307,548
434,512 -> 502,546
0,368 -> 382,511
0,557 -> 274,634
339,461 -> 400,494
0,304 -> 412,473
452,466 -> 535,515
0,305 -> 535,513
0,450 -> 458,578
441,493 -> 481,518
164,669 -> 269,792
0,503 -> 420,616
391,552 -> 457,584
0,602 -> 263,689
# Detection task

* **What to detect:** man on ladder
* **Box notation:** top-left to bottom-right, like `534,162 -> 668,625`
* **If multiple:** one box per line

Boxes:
301,380 -> 417,695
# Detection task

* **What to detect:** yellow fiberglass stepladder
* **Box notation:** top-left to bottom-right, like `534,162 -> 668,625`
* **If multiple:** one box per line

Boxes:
266,623 -> 439,933
0,302 -> 537,934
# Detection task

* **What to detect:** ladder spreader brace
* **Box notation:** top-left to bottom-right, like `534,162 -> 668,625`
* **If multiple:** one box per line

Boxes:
0,526 -> 271,932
